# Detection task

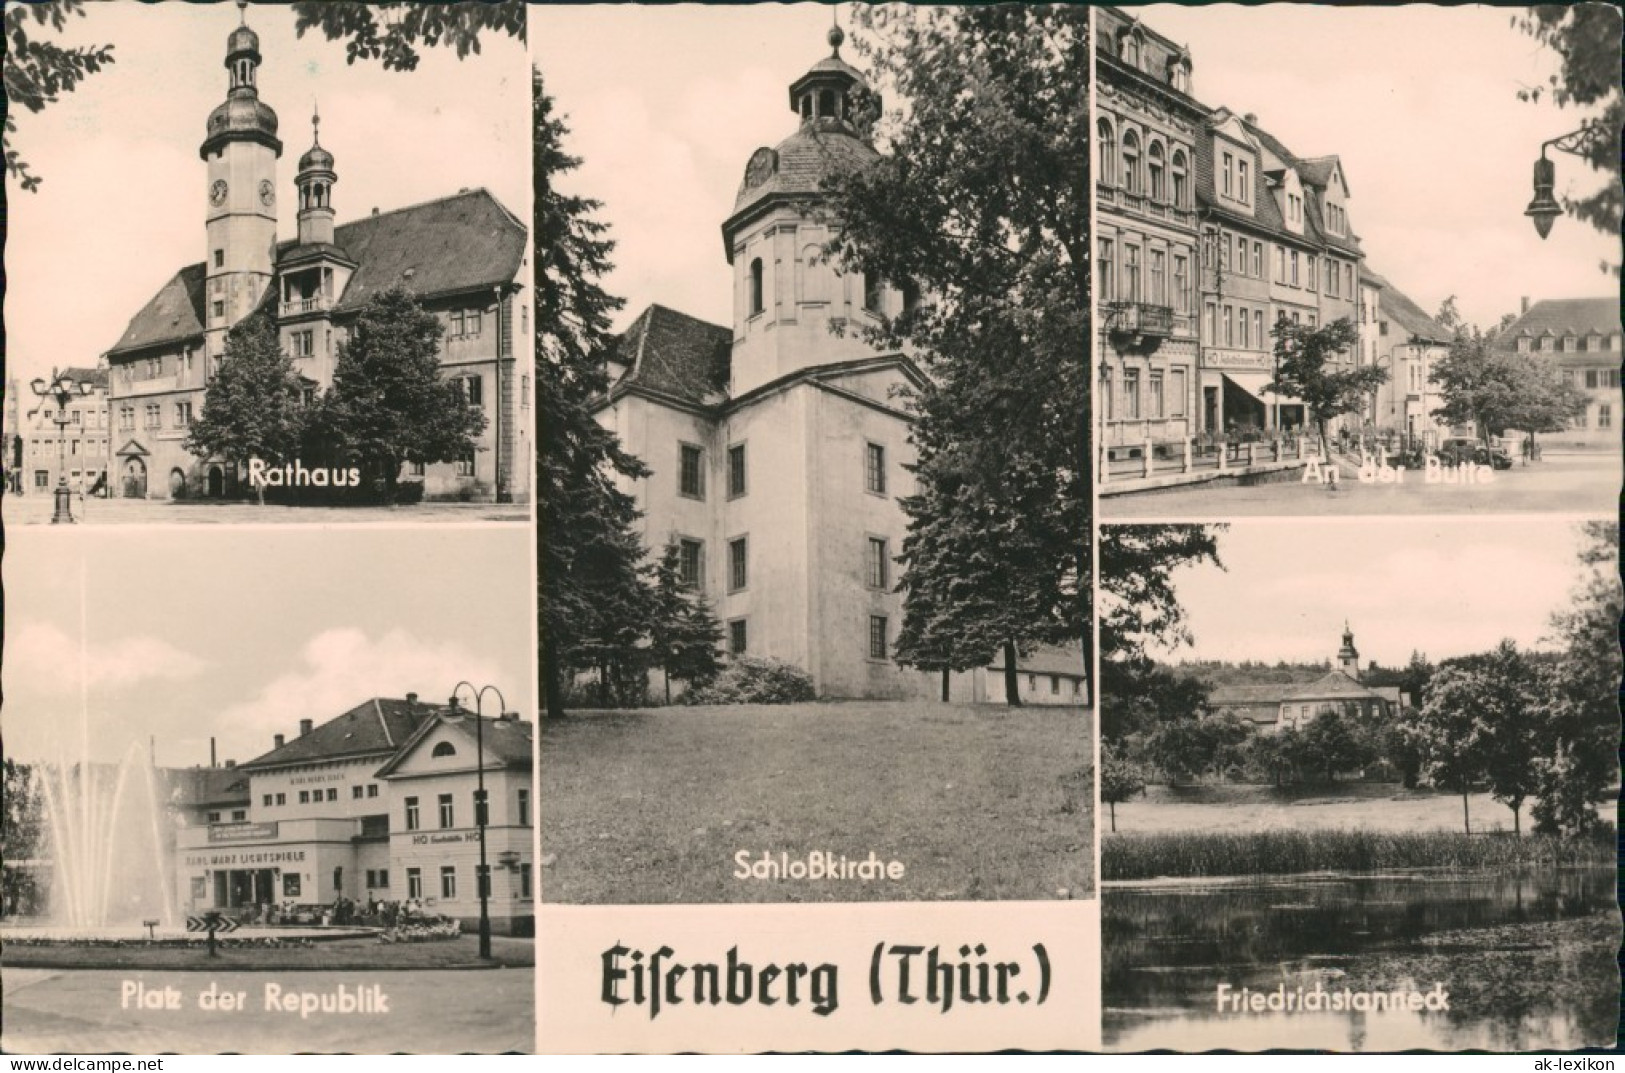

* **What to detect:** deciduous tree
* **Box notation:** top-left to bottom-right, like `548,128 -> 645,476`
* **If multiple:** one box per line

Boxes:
1100,744 -> 1147,834
291,1 -> 524,71
184,312 -> 307,504
1429,333 -> 1586,443
315,285 -> 486,500
827,6 -> 1089,706
4,0 -> 115,192
1266,318 -> 1385,456
648,543 -> 723,705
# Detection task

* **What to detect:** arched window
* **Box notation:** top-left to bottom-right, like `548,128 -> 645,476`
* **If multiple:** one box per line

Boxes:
431,742 -> 457,758
1120,130 -> 1140,196
1147,141 -> 1166,203
1096,119 -> 1116,188
749,258 -> 764,316
1171,149 -> 1188,209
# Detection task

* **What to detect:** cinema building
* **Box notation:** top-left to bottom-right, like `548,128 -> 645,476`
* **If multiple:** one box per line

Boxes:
171,695 -> 534,935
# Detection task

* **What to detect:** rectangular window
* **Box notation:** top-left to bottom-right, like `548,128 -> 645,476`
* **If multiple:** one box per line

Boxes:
1123,245 -> 1140,302
1599,404 -> 1613,429
292,330 -> 314,358
1239,311 -> 1250,349
728,619 -> 748,656
1148,371 -> 1164,418
231,809 -> 246,822
438,793 -> 455,829
1252,242 -> 1262,277
1050,675 -> 1060,695
352,785 -> 364,799
867,536 -> 889,590
1290,251 -> 1300,287
206,811 -> 221,824
520,864 -> 533,899
461,375 -> 484,407
454,452 -> 475,478
1221,151 -> 1233,197
1149,249 -> 1166,305
1276,248 -> 1286,283
728,537 -> 748,592
1098,238 -> 1115,303
276,793 -> 286,806
1204,303 -> 1217,343
1223,306 -> 1233,347
1173,255 -> 1189,313
517,788 -> 531,826
378,869 -> 389,889
405,796 -> 420,831
677,538 -> 704,591
298,791 -> 310,805
145,404 -> 161,429
1308,255 -> 1318,293
727,444 -> 746,498
868,615 -> 888,661
263,794 -> 273,807
213,249 -> 224,269
1169,368 -> 1187,418
1254,311 -> 1264,347
406,868 -> 423,900
1237,159 -> 1250,203
1345,264 -> 1353,297
325,787 -> 337,802
678,443 -> 704,499
865,442 -> 886,495
440,866 -> 457,899
1123,368 -> 1141,419
367,784 -> 378,799
284,874 -> 302,898
212,300 -> 225,320
1235,235 -> 1247,276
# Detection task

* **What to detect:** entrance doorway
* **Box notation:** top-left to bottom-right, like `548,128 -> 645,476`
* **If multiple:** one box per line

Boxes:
169,468 -> 187,499
122,458 -> 147,498
207,465 -> 225,498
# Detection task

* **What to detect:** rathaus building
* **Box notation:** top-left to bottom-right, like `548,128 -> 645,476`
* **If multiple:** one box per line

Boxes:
103,3 -> 531,503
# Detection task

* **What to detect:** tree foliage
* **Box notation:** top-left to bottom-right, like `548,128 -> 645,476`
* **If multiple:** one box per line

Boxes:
1100,743 -> 1147,834
532,70 -> 656,719
3,0 -> 115,192
1099,525 -> 1224,665
1266,318 -> 1385,453
315,285 -> 485,498
290,1 -> 524,72
827,6 -> 1089,705
184,312 -> 307,500
648,544 -> 724,704
1512,4 -> 1623,271
1429,333 -> 1587,440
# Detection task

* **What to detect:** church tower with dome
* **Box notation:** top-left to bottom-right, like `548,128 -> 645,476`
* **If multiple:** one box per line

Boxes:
201,0 -> 282,369
590,27 -> 1087,704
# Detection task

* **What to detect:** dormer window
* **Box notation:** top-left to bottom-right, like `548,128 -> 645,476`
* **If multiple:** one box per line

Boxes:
1237,159 -> 1250,205
431,741 -> 457,758
1121,31 -> 1141,67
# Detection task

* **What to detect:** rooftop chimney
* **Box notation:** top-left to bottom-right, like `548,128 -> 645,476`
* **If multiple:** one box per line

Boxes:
299,718 -> 314,736
1521,296 -> 1531,314
1244,112 -> 1258,125
225,759 -> 235,768
274,733 -> 285,749
406,692 -> 418,705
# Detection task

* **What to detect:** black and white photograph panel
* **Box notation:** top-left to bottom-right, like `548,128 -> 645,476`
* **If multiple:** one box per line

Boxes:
1098,519 -> 1619,1051
3,1 -> 531,524
1095,4 -> 1621,517
0,528 -> 536,1054
533,4 -> 1090,904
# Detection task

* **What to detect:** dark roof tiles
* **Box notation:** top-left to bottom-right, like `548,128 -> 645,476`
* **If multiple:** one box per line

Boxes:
1498,298 -> 1622,341
108,189 -> 524,356
241,696 -> 442,770
611,304 -> 732,405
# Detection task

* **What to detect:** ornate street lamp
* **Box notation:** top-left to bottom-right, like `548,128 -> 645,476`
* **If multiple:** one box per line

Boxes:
1525,123 -> 1610,240
449,681 -> 506,960
29,370 -> 94,524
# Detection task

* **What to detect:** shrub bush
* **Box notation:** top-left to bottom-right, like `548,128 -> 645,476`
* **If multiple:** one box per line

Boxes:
681,657 -> 816,706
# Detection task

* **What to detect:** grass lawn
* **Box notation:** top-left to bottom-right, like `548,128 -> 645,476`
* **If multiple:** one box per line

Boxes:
541,701 -> 1093,903
1,934 -> 534,971
1107,782 -> 1542,836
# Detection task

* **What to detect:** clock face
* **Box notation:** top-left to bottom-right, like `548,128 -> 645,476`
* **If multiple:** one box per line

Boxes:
259,179 -> 275,207
210,179 -> 228,207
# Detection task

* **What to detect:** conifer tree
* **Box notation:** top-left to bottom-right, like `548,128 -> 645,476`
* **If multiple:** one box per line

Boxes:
532,69 -> 655,719
185,312 -> 307,504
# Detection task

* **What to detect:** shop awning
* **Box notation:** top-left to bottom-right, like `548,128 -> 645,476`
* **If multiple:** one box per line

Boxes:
1221,371 -> 1300,407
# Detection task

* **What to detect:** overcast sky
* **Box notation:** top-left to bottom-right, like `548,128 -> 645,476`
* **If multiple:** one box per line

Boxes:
1143,518 -> 1596,668
1135,3 -> 1619,330
4,528 -> 534,768
532,3 -> 857,332
6,0 -> 529,390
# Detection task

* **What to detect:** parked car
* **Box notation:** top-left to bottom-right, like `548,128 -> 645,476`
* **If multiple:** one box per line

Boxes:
1436,437 -> 1513,470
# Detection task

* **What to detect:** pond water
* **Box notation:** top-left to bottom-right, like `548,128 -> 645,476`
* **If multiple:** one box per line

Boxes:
1104,868 -> 1616,1052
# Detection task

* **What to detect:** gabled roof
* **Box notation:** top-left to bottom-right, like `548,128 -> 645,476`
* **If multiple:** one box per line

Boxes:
240,696 -> 442,771
58,366 -> 109,390
107,189 -> 526,358
373,711 -> 534,779
991,644 -> 1087,677
609,304 -> 732,406
1366,271 -> 1452,343
1281,670 -> 1383,702
1209,682 -> 1301,707
166,765 -> 251,808
109,264 -> 209,355
1497,298 -> 1621,342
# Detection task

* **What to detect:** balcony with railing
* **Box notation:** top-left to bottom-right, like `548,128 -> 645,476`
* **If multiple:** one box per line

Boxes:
280,295 -> 334,318
1107,301 -> 1175,338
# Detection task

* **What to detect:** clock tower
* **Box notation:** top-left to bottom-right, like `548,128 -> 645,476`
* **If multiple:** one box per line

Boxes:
200,0 -> 282,367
